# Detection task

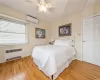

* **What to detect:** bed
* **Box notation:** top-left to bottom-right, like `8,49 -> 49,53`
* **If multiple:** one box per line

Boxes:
32,39 -> 76,80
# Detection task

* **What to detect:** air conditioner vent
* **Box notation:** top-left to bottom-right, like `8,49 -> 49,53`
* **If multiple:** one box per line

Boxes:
27,15 -> 39,24
6,49 -> 22,53
6,56 -> 21,61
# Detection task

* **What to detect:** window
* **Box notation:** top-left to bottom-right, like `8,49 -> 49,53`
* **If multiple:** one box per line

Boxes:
0,19 -> 28,45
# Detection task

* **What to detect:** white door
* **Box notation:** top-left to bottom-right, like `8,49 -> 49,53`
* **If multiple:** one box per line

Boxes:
93,15 -> 100,66
83,17 -> 94,64
83,16 -> 100,66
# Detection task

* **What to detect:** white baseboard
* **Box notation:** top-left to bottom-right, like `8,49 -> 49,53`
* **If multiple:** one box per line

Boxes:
0,54 -> 31,63
0,60 -> 6,63
76,58 -> 82,61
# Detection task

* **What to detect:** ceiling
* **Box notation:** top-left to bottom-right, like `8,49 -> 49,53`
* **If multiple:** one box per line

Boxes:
0,0 -> 93,24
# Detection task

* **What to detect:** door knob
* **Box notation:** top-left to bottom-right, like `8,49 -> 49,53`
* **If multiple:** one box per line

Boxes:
83,41 -> 85,42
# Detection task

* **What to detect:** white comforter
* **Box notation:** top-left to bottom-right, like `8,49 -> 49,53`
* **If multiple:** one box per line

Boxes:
32,45 -> 75,77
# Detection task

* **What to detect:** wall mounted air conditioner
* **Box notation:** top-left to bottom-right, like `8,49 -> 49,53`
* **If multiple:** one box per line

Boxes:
27,15 -> 39,24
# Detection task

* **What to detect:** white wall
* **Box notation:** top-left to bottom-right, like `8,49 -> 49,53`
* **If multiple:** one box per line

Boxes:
51,12 -> 82,60
0,4 -> 50,62
50,1 -> 96,60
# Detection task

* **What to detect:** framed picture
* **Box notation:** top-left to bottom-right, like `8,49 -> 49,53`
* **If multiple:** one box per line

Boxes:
35,28 -> 46,38
59,23 -> 71,36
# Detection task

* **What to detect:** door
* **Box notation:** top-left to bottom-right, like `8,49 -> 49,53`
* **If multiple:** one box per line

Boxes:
83,17 -> 94,64
93,15 -> 100,66
83,15 -> 100,66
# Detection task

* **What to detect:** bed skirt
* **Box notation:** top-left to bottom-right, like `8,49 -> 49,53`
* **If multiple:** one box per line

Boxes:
51,56 -> 75,80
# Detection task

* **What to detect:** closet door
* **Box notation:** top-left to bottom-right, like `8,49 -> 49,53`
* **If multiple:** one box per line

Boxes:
83,17 -> 94,64
93,16 -> 100,66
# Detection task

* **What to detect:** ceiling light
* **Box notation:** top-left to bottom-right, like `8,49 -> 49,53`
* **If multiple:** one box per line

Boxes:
38,4 -> 47,12
38,0 -> 51,12
26,0 -> 52,12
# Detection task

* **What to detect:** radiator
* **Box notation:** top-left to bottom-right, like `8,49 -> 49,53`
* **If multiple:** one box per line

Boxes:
5,48 -> 22,61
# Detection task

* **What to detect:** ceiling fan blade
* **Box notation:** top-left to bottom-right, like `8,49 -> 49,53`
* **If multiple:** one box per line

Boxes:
25,0 -> 39,5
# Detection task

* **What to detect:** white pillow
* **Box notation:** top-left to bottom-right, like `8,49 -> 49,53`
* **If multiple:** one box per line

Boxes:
54,39 -> 73,46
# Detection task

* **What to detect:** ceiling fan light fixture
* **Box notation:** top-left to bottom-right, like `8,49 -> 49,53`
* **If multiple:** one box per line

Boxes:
26,0 -> 53,12
37,0 -> 52,12
38,5 -> 47,12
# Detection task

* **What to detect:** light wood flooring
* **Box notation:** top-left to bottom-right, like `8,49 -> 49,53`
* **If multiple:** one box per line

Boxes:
0,56 -> 100,80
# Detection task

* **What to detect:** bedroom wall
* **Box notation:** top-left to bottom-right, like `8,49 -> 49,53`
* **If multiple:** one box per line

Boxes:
50,1 -> 95,60
94,0 -> 100,15
0,4 -> 50,62
51,12 -> 82,60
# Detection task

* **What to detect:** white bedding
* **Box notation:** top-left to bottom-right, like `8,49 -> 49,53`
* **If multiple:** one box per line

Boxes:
32,45 -> 75,79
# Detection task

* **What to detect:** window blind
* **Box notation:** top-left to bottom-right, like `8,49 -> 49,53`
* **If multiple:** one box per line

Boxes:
0,19 -> 27,45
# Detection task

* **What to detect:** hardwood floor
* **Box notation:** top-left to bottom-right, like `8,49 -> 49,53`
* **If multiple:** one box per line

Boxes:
0,56 -> 100,80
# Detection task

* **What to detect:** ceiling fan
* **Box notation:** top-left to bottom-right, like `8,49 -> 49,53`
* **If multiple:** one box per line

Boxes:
26,0 -> 54,12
